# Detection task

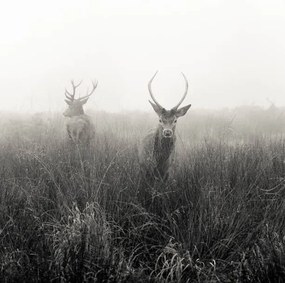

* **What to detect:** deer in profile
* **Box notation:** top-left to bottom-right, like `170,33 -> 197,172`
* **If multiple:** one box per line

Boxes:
138,71 -> 191,182
63,80 -> 98,144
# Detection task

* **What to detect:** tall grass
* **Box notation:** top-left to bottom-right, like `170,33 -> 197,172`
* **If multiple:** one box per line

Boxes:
0,106 -> 284,282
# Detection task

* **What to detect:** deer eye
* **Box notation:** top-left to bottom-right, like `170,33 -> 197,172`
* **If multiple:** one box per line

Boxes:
159,119 -> 162,123
174,119 -> 177,123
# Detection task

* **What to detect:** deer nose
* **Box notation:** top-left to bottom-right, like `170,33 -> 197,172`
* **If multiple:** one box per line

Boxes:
163,129 -> 173,138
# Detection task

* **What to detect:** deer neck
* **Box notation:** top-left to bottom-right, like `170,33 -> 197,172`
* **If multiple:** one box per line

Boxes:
153,125 -> 176,160
68,108 -> 85,117
75,108 -> 85,116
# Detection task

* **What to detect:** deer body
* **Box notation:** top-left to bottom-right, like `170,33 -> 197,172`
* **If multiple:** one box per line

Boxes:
139,71 -> 191,182
63,80 -> 97,144
65,114 -> 94,144
139,124 -> 176,180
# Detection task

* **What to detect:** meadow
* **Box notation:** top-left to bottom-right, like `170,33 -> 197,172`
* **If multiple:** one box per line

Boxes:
0,105 -> 285,282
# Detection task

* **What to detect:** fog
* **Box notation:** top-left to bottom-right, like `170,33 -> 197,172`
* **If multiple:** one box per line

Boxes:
0,0 -> 285,113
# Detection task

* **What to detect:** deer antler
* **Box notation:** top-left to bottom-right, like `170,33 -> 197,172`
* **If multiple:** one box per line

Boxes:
65,80 -> 83,101
171,73 -> 188,110
148,71 -> 164,109
149,72 -> 189,110
78,80 -> 98,101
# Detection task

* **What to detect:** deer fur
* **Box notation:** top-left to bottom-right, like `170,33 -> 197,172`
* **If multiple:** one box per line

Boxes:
63,80 -> 97,145
139,72 -> 191,182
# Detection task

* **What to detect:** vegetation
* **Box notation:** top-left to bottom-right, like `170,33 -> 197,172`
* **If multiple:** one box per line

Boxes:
0,106 -> 285,282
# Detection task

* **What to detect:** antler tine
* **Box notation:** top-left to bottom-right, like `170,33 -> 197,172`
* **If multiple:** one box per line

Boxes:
148,70 -> 163,109
78,79 -> 98,101
65,80 -> 83,101
65,91 -> 73,100
172,72 -> 188,110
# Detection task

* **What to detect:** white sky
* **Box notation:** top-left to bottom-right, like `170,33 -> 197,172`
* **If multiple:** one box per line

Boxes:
0,0 -> 285,113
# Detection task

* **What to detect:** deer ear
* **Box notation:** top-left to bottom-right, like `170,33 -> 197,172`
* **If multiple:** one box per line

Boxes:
176,104 -> 191,117
65,99 -> 72,105
149,100 -> 163,115
80,97 -> 89,105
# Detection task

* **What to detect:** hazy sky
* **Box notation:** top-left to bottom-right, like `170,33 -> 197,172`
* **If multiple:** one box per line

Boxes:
0,0 -> 285,113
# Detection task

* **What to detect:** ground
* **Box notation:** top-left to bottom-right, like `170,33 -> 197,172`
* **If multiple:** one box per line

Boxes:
0,107 -> 284,282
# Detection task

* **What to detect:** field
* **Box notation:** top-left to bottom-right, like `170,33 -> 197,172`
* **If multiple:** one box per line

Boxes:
0,106 -> 285,282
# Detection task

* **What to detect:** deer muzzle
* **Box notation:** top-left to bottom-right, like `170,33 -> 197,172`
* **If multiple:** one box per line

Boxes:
163,129 -> 173,138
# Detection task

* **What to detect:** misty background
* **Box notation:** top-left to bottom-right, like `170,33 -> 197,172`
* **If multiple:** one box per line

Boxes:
0,0 -> 285,113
